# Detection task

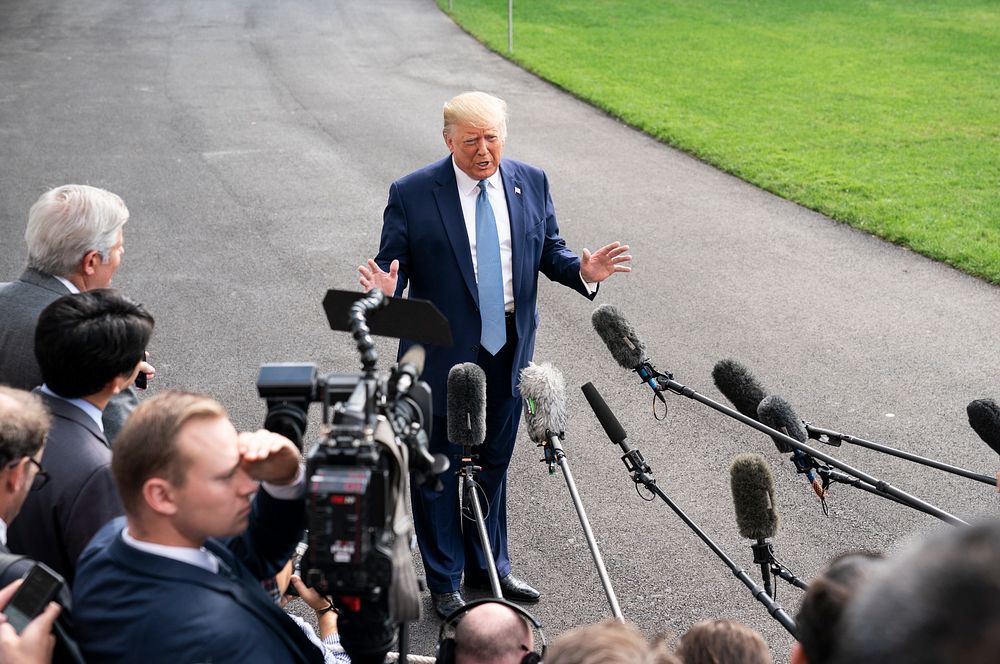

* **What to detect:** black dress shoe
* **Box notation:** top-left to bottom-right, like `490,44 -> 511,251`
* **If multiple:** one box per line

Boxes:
465,574 -> 541,603
431,591 -> 467,619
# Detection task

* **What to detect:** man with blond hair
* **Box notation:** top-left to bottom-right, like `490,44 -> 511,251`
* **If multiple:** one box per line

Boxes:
72,391 -> 323,663
0,184 -> 150,440
358,91 -> 631,617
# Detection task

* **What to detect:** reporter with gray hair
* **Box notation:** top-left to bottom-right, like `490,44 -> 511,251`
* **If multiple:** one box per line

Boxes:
0,184 -> 153,441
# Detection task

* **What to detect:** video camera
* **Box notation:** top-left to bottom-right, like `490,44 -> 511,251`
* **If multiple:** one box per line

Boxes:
256,288 -> 452,664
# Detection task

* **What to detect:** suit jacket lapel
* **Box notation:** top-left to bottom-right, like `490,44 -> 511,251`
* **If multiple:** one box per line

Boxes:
432,157 -> 479,305
36,391 -> 109,449
501,162 -> 527,307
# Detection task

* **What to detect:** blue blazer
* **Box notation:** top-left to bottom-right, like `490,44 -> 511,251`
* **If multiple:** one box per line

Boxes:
72,491 -> 321,663
376,156 -> 595,412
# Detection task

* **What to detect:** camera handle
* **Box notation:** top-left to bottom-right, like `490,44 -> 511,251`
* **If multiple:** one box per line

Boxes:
458,446 -> 503,598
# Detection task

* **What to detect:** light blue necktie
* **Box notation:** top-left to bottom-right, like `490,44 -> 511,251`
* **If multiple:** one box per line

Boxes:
476,179 -> 506,355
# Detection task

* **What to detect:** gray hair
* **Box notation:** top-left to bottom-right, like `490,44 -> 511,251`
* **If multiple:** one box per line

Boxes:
25,184 -> 129,277
443,91 -> 508,140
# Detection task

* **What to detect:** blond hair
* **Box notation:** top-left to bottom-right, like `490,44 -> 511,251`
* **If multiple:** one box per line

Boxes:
112,391 -> 227,516
443,91 -> 508,139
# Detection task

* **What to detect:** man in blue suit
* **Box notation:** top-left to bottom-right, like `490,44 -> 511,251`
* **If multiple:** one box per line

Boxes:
359,91 -> 630,618
72,392 -> 323,663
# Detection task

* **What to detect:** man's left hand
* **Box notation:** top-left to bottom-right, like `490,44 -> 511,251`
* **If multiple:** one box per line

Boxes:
580,241 -> 632,283
238,430 -> 300,485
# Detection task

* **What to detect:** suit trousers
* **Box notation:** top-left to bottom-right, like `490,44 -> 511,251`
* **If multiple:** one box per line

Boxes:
411,315 -> 521,593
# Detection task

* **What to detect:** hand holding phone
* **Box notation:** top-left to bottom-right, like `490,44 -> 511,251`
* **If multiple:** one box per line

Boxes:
1,564 -> 62,635
135,351 -> 154,390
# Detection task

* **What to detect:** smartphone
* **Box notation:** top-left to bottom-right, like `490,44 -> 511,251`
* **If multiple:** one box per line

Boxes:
135,350 -> 149,389
2,563 -> 63,634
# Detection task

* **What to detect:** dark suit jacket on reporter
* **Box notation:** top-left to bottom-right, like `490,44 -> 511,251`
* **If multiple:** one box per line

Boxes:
72,488 -> 322,663
375,156 -> 592,412
0,268 -> 139,441
7,391 -> 122,584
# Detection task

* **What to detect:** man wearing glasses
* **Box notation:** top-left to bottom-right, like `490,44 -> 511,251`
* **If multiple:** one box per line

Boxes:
7,289 -> 154,584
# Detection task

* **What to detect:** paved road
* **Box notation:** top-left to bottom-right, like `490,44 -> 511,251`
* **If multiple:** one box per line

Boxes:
2,0 -> 999,659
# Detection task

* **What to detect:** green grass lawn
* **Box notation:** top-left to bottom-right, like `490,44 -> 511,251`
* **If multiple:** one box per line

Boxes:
438,1 -> 1000,283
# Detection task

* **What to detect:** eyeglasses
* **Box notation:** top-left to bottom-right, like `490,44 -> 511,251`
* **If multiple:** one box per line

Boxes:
27,457 -> 49,492
9,457 -> 50,492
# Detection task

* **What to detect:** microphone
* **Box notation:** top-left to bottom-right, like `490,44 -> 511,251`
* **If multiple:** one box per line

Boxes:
523,367 -> 626,619
968,399 -> 1000,455
447,363 -> 486,447
390,345 -> 425,398
519,362 -> 568,446
757,395 -> 826,499
731,453 -> 779,597
581,381 -> 798,636
581,381 -> 628,446
591,304 -> 667,404
712,359 -> 770,423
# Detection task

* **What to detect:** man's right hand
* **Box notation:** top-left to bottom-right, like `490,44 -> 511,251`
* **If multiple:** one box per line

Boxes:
0,580 -> 59,664
358,258 -> 398,297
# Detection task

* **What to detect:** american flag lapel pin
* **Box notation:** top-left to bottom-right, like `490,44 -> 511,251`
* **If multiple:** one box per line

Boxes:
514,186 -> 521,195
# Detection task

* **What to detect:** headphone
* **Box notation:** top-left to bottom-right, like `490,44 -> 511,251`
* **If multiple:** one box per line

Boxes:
436,598 -> 546,664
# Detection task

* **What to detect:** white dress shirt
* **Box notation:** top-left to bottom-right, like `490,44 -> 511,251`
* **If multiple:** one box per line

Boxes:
453,159 -> 515,312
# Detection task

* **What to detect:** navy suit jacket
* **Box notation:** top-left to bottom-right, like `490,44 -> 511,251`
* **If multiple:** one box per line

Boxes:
72,491 -> 322,663
376,156 -> 594,412
8,391 -> 122,585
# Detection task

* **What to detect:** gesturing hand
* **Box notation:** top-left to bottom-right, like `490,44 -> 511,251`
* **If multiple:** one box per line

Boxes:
358,258 -> 399,297
580,241 -> 632,283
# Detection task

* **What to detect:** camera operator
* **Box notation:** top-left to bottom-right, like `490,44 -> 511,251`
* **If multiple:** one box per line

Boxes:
72,391 -> 324,663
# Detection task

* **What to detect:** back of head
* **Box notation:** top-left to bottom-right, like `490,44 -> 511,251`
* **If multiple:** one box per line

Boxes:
443,91 -> 508,139
112,391 -> 226,517
546,620 -> 656,664
34,289 -> 154,398
675,619 -> 772,664
834,520 -> 1000,664
795,551 -> 883,664
454,602 -> 533,664
0,387 -> 49,466
25,184 -> 128,278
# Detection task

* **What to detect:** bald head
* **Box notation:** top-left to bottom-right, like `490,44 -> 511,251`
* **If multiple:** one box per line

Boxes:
454,602 -> 533,664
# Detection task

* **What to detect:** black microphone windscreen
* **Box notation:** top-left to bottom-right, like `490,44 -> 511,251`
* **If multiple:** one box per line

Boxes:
756,394 -> 806,453
399,344 -> 426,375
591,304 -> 646,370
519,362 -> 568,443
581,382 -> 627,445
447,363 -> 486,446
730,453 -> 780,540
712,359 -> 768,421
968,399 -> 1000,456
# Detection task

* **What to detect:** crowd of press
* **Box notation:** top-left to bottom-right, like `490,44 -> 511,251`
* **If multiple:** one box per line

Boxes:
0,184 -> 996,664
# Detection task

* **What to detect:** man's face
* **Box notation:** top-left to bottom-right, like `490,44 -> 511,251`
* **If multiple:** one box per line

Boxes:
90,228 -> 125,289
169,416 -> 258,544
445,123 -> 505,181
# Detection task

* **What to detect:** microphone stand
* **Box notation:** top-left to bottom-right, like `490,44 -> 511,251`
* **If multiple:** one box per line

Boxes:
751,540 -> 809,600
806,423 -> 997,487
646,372 -> 968,527
539,431 -> 624,620
611,435 -> 798,636
459,446 -> 503,598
